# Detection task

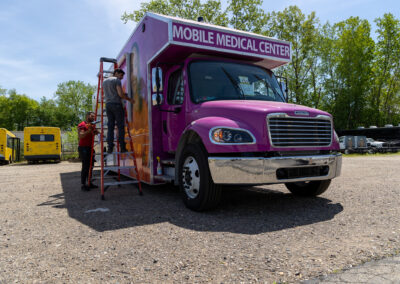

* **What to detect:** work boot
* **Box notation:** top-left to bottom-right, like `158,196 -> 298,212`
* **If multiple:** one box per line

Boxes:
81,184 -> 90,191
121,146 -> 128,153
88,183 -> 98,189
107,146 -> 113,154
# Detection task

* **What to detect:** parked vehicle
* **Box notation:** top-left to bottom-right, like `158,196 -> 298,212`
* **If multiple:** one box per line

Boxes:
339,135 -> 367,153
103,13 -> 342,211
0,128 -> 20,164
366,138 -> 384,148
24,127 -> 62,163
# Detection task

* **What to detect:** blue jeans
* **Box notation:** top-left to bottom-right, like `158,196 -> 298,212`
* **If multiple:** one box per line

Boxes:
106,103 -> 125,150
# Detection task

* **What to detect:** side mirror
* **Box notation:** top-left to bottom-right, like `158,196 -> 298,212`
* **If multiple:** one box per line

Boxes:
280,81 -> 288,102
276,75 -> 289,102
152,67 -> 163,106
152,93 -> 164,106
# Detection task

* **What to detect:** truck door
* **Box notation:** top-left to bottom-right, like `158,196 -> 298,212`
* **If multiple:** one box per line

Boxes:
162,67 -> 186,151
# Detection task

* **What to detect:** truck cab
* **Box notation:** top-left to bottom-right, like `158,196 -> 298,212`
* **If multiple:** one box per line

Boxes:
157,58 -> 341,210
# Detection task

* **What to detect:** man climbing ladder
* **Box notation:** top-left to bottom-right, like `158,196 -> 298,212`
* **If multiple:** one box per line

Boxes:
88,57 -> 143,200
103,68 -> 134,154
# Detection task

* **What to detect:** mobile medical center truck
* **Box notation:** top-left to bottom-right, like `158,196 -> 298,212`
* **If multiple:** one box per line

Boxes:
104,12 -> 342,211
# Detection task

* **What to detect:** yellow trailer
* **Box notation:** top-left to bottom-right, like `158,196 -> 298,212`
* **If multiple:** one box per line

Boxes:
24,127 -> 61,163
0,128 -> 20,164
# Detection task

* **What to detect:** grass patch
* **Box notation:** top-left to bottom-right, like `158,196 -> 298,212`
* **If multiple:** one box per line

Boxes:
342,151 -> 400,157
62,153 -> 80,162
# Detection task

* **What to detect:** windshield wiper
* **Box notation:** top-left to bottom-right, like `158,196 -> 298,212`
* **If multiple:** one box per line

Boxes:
221,67 -> 245,99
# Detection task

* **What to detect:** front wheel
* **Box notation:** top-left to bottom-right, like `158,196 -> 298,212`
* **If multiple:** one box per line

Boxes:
178,143 -> 221,211
285,179 -> 331,197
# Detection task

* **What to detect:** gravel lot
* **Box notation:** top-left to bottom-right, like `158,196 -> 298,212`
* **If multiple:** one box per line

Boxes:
1,155 -> 400,283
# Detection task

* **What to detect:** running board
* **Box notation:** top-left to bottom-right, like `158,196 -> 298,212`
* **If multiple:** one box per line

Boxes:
104,180 -> 139,186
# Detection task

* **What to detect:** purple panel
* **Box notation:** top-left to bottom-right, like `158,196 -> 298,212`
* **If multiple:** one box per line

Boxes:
186,100 -> 339,153
112,15 -> 169,183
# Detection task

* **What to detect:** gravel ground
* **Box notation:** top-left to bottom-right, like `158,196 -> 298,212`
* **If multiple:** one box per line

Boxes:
0,156 -> 400,283
304,255 -> 400,283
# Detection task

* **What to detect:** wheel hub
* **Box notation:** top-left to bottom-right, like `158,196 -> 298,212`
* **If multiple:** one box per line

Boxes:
182,156 -> 200,199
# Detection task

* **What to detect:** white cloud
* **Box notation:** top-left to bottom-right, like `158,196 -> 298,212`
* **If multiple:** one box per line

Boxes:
0,56 -> 58,98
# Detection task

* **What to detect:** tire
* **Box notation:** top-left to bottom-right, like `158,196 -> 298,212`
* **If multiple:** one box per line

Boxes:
285,179 -> 331,197
178,143 -> 222,211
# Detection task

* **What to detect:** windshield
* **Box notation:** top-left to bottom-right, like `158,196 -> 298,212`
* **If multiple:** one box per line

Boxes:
189,61 -> 285,103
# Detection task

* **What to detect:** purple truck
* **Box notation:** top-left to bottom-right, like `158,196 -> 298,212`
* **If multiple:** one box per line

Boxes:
108,13 -> 342,211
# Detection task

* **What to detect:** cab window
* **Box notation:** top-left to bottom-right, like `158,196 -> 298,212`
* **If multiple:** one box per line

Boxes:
167,69 -> 184,105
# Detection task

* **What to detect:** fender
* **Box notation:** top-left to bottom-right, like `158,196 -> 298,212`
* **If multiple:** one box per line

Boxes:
174,116 -> 263,185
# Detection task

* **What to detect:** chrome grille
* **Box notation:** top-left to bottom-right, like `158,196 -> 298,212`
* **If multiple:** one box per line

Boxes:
268,116 -> 332,147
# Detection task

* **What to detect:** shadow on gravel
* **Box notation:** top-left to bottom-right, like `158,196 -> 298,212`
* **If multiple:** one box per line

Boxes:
38,171 -> 343,234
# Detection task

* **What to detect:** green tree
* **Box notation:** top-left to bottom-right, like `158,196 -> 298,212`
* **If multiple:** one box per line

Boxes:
0,94 -> 12,130
54,80 -> 96,128
0,86 -> 6,95
7,90 -> 39,130
227,0 -> 267,33
122,0 -> 228,26
317,23 -> 339,114
267,6 -> 320,105
35,97 -> 59,127
370,13 -> 400,126
332,17 -> 374,129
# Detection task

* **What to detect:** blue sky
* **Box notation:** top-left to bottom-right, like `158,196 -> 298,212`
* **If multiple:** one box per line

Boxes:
1,0 -> 399,101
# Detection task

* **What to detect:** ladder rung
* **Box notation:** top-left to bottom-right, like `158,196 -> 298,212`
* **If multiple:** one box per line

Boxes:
104,180 -> 139,186
103,166 -> 136,171
94,139 -> 133,143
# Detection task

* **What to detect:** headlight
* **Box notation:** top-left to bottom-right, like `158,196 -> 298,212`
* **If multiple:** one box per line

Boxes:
210,128 -> 255,144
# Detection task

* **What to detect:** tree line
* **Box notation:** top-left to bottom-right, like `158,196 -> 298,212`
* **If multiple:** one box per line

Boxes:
0,81 -> 95,131
1,1 -> 399,131
123,0 -> 400,129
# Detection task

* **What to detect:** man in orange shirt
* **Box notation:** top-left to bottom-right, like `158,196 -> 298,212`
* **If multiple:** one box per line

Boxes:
78,111 -> 98,191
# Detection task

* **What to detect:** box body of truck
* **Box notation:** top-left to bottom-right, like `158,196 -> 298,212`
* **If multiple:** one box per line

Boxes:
106,13 -> 342,210
24,127 -> 61,162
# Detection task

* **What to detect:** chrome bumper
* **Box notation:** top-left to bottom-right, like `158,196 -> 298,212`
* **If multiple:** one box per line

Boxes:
208,154 -> 342,184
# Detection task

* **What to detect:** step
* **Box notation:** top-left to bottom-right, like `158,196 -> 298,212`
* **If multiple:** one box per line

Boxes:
104,180 -> 139,186
161,159 -> 175,166
154,175 -> 174,182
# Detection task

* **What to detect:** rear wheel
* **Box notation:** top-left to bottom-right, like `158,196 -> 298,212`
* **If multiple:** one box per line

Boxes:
285,180 -> 331,197
178,143 -> 221,211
